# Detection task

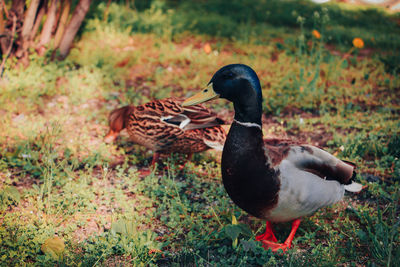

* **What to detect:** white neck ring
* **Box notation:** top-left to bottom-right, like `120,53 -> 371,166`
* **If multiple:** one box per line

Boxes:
234,119 -> 262,130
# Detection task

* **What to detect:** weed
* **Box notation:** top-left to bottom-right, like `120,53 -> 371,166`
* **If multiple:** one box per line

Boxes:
352,192 -> 400,267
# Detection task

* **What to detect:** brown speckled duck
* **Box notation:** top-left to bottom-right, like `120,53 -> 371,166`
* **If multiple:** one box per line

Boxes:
183,64 -> 362,253
105,98 -> 226,165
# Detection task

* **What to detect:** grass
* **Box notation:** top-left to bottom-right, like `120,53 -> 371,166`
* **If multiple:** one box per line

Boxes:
90,0 -> 400,50
0,1 -> 399,266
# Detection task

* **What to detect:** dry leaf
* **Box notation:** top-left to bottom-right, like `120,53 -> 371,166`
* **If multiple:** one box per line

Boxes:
41,236 -> 65,260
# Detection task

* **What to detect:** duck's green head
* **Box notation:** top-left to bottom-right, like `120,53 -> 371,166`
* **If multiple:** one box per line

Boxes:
183,64 -> 263,125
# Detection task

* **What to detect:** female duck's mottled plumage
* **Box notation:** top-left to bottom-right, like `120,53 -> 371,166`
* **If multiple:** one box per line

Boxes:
182,64 -> 361,252
105,98 -> 226,157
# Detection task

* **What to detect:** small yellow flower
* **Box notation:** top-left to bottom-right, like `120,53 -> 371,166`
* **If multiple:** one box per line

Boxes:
352,38 -> 364,49
312,30 -> 321,39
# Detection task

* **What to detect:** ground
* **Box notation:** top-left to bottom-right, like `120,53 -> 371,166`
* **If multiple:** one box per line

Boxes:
0,1 -> 399,266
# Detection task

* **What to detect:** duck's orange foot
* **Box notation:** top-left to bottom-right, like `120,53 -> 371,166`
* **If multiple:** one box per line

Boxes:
259,240 -> 290,253
256,221 -> 277,242
258,219 -> 301,254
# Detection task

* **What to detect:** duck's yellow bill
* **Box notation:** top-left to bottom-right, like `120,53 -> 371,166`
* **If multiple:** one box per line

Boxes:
182,83 -> 219,106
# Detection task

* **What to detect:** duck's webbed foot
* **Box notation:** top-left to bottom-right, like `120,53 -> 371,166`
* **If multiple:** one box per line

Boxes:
258,219 -> 301,254
256,221 -> 278,242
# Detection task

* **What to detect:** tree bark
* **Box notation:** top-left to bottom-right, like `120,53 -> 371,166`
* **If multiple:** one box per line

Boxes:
20,0 -> 41,40
0,3 -> 6,55
52,0 -> 62,35
58,0 -> 91,59
53,0 -> 71,49
15,0 -> 40,61
38,0 -> 58,54
2,0 -> 24,58
0,0 -> 9,19
0,14 -> 17,76
31,3 -> 46,41
0,4 -> 5,34
10,0 -> 25,20
0,0 -> 91,67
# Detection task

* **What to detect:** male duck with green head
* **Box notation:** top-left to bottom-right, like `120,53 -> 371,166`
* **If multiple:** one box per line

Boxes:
183,64 -> 362,252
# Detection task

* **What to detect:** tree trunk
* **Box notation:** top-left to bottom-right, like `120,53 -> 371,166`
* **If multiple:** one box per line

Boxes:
0,3 -> 6,55
0,4 -> 5,36
20,0 -> 41,41
31,3 -> 46,41
0,0 -> 9,19
15,0 -> 40,61
58,0 -> 91,59
2,0 -> 24,58
38,0 -> 58,55
10,0 -> 25,19
0,14 -> 17,76
53,0 -> 71,49
52,0 -> 62,35
0,0 -> 91,70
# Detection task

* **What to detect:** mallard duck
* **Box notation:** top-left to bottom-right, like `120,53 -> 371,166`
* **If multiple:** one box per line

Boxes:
105,98 -> 226,166
182,64 -> 362,252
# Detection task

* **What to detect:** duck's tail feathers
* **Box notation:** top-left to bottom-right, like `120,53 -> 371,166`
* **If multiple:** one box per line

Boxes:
344,181 -> 363,193
343,164 -> 363,192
